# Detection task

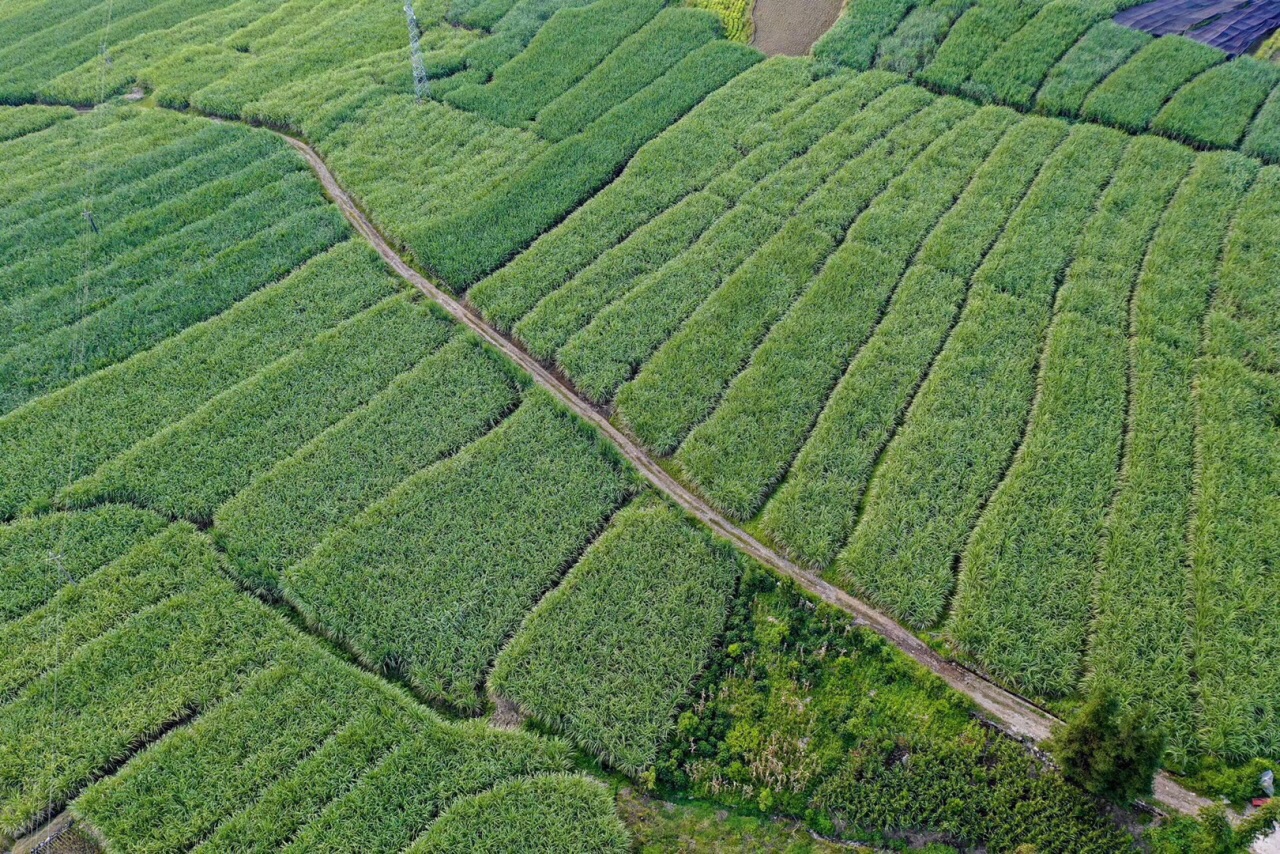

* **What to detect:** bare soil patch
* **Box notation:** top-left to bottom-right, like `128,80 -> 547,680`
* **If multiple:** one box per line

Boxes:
752,0 -> 844,56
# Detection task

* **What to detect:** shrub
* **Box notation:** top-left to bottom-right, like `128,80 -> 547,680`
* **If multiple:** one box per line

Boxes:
664,565 -> 1134,851
1050,686 -> 1165,805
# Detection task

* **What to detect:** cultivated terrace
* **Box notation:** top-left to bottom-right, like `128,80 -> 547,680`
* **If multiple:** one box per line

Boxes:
1,0 -> 1277,851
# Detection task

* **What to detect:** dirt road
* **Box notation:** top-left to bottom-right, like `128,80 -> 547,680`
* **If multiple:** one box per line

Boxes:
276,131 -> 1217,821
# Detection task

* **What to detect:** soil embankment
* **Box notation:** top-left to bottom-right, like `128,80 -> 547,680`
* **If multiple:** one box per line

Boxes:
751,0 -> 843,55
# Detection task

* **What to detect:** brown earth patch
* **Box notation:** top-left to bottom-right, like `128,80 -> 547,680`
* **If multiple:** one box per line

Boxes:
752,0 -> 844,56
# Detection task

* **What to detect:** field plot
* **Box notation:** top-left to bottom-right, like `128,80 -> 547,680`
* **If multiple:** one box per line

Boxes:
0,95 -> 641,852
490,499 -> 741,773
810,0 -> 1280,159
0,108 -> 346,415
0,515 -> 594,850
463,33 -> 1280,770
4,0 -> 1280,847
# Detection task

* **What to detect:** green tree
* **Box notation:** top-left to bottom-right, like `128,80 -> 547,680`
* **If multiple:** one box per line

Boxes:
1049,685 -> 1165,805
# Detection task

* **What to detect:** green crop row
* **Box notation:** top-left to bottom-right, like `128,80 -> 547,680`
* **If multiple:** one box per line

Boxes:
0,104 -> 74,141
759,116 -> 1066,568
1153,57 -> 1280,150
0,240 -> 398,520
0,110 -> 347,414
962,0 -> 1114,108
0,201 -> 347,415
1191,167 -> 1280,761
0,525 -> 295,836
75,645 -> 575,853
36,0 -> 299,104
0,158 -> 316,348
414,38 -> 760,287
817,0 -> 1280,160
443,0 -> 664,127
0,509 -> 589,848
875,0 -> 970,75
918,0 -> 1038,91
0,526 -> 211,706
0,0 -> 242,103
1191,357 -> 1280,762
814,0 -> 917,70
407,774 -> 630,853
184,0 -> 407,119
283,390 -> 633,711
0,112 -> 227,236
836,123 -> 1127,629
490,499 -> 740,774
511,71 -> 895,358
1034,20 -> 1149,117
0,505 -> 165,621
533,7 -> 722,142
676,105 -> 1016,520
616,94 -> 974,456
319,94 -> 548,248
507,70 -> 901,365
1086,152 -> 1257,765
1082,35 -> 1225,132
442,0 -> 603,83
60,294 -> 451,522
467,57 -> 815,327
215,335 -> 523,590
2,136 -> 294,303
560,81 -> 928,406
948,136 -> 1194,697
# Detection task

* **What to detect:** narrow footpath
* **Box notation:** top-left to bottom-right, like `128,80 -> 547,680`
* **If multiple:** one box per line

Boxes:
276,132 -> 1215,820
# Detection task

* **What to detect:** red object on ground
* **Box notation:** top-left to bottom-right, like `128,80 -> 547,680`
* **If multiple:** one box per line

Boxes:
1254,798 -> 1272,808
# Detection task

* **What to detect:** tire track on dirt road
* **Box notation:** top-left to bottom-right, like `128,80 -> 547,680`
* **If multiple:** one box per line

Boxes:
270,128 -> 1214,820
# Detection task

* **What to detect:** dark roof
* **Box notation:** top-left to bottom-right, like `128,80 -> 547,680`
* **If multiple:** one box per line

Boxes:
1114,0 -> 1280,55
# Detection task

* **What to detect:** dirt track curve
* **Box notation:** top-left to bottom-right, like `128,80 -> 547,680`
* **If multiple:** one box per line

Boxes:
275,132 -> 1215,820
